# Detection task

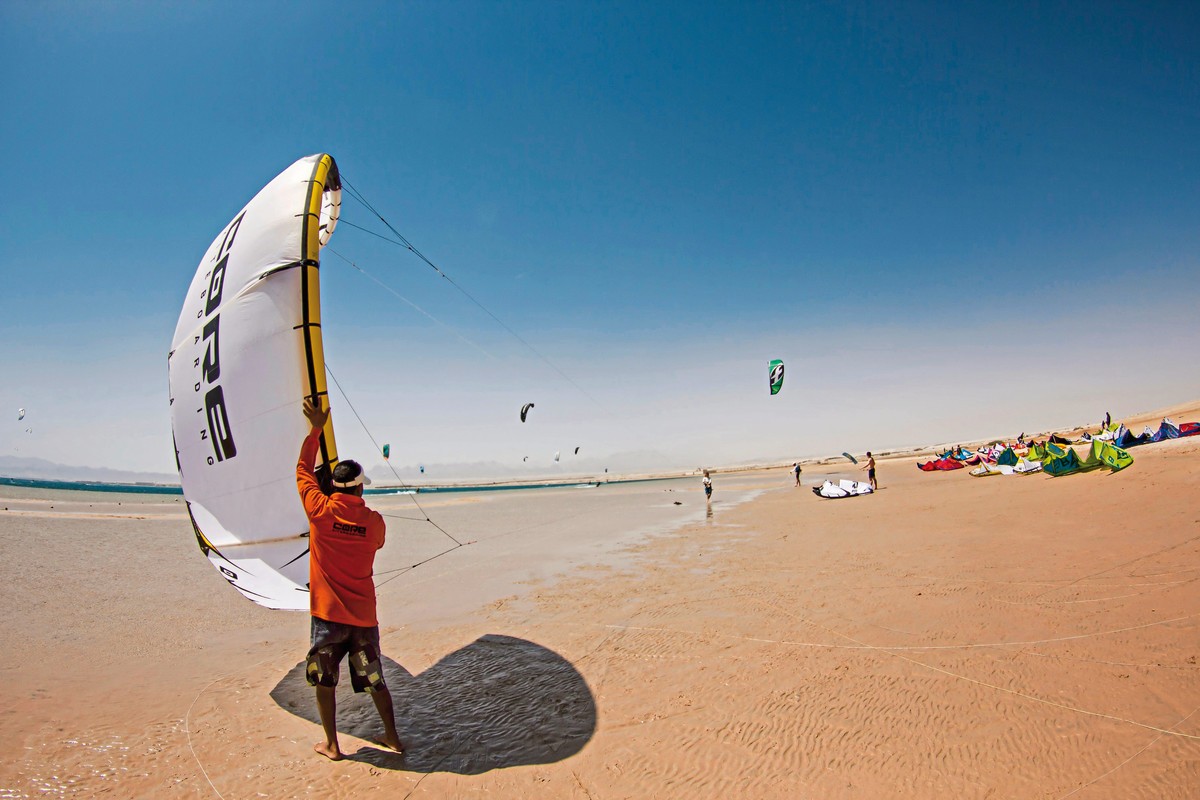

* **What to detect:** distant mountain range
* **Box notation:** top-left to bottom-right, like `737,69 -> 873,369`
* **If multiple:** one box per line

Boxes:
0,441 -> 806,484
0,455 -> 180,485
0,449 -> 693,486
0,446 -> 771,487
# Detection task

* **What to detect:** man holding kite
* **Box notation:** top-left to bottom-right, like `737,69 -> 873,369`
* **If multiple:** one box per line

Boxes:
299,399 -> 404,760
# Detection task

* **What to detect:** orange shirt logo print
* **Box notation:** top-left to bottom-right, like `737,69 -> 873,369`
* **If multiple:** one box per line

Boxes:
196,212 -> 244,465
332,521 -> 368,537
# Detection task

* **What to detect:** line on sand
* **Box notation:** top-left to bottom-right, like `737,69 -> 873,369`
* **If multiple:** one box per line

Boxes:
605,611 -> 1199,653
185,674 -> 230,800
600,612 -> 1200,741
184,653 -> 282,800
1054,704 -> 1200,799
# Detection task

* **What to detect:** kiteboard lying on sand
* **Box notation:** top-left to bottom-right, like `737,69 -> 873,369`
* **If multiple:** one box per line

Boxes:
813,479 -> 874,499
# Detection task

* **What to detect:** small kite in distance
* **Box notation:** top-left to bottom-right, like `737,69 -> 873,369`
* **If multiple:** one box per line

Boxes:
18,408 -> 25,421
382,444 -> 390,460
574,446 -> 580,455
769,360 -> 784,395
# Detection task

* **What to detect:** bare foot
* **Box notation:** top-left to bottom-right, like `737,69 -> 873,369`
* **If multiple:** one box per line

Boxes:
314,741 -> 343,761
374,734 -> 405,754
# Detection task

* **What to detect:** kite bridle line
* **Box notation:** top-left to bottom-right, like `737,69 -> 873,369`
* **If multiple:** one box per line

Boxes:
322,363 -> 469,585
338,175 -> 611,416
317,173 -> 626,582
325,246 -> 496,360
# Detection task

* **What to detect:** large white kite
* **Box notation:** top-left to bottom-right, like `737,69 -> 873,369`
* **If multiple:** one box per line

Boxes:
168,154 -> 342,610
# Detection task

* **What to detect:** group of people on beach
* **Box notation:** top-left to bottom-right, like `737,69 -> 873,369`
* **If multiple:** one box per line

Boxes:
790,453 -> 877,490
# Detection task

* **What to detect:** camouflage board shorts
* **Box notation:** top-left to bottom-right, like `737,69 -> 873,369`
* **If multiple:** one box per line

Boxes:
306,617 -> 387,693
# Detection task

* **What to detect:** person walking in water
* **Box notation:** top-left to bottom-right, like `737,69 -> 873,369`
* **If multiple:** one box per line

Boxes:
861,451 -> 878,490
702,469 -> 713,502
299,398 -> 404,761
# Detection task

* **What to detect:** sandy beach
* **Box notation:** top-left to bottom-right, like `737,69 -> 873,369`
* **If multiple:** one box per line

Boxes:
2,403 -> 1198,799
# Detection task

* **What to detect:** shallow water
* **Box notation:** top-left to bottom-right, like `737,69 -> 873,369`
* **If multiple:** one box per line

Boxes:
0,471 -> 778,637
365,473 -> 772,628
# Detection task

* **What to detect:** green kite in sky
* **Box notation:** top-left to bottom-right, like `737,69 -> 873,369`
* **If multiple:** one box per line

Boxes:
769,359 -> 784,395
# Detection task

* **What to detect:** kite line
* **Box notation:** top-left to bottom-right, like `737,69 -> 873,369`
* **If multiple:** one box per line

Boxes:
323,362 -> 470,583
325,246 -> 495,360
338,175 -> 608,413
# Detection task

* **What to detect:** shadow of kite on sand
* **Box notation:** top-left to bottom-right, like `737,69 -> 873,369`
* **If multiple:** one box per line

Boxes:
270,633 -> 596,773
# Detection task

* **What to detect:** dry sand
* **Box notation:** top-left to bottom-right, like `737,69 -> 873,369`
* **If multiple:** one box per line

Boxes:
1,404 -> 1198,798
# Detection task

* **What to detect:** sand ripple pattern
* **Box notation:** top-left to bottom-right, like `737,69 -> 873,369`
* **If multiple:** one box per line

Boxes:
4,436 -> 1200,798
517,448 -> 1200,798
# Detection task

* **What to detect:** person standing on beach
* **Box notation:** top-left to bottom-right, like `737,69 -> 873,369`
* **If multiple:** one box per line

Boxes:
299,399 -> 404,761
861,451 -> 878,490
702,469 -> 713,502
793,462 -> 802,487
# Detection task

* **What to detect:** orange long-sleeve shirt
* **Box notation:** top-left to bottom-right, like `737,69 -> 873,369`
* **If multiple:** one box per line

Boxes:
297,428 -> 385,627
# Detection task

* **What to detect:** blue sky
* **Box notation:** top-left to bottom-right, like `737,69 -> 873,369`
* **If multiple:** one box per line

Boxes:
2,1 -> 1198,475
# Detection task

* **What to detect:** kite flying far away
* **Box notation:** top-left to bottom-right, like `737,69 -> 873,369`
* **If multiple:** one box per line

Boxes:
769,360 -> 784,395
18,408 -> 25,421
382,444 -> 390,460
520,402 -> 535,423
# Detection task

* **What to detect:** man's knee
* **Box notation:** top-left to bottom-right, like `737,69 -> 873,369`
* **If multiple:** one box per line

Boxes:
348,648 -> 387,693
306,646 -> 341,687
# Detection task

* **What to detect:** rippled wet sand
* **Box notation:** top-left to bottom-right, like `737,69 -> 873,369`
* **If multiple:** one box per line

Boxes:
2,438 -> 1198,797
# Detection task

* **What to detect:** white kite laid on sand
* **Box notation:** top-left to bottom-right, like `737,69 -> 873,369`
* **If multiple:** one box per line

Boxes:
812,479 -> 874,499
168,154 -> 343,610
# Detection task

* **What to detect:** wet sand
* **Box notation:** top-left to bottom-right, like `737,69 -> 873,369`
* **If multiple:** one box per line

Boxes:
1,406 -> 1198,798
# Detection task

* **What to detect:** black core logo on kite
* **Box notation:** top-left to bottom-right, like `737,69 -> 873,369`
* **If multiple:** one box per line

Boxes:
197,212 -> 244,465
